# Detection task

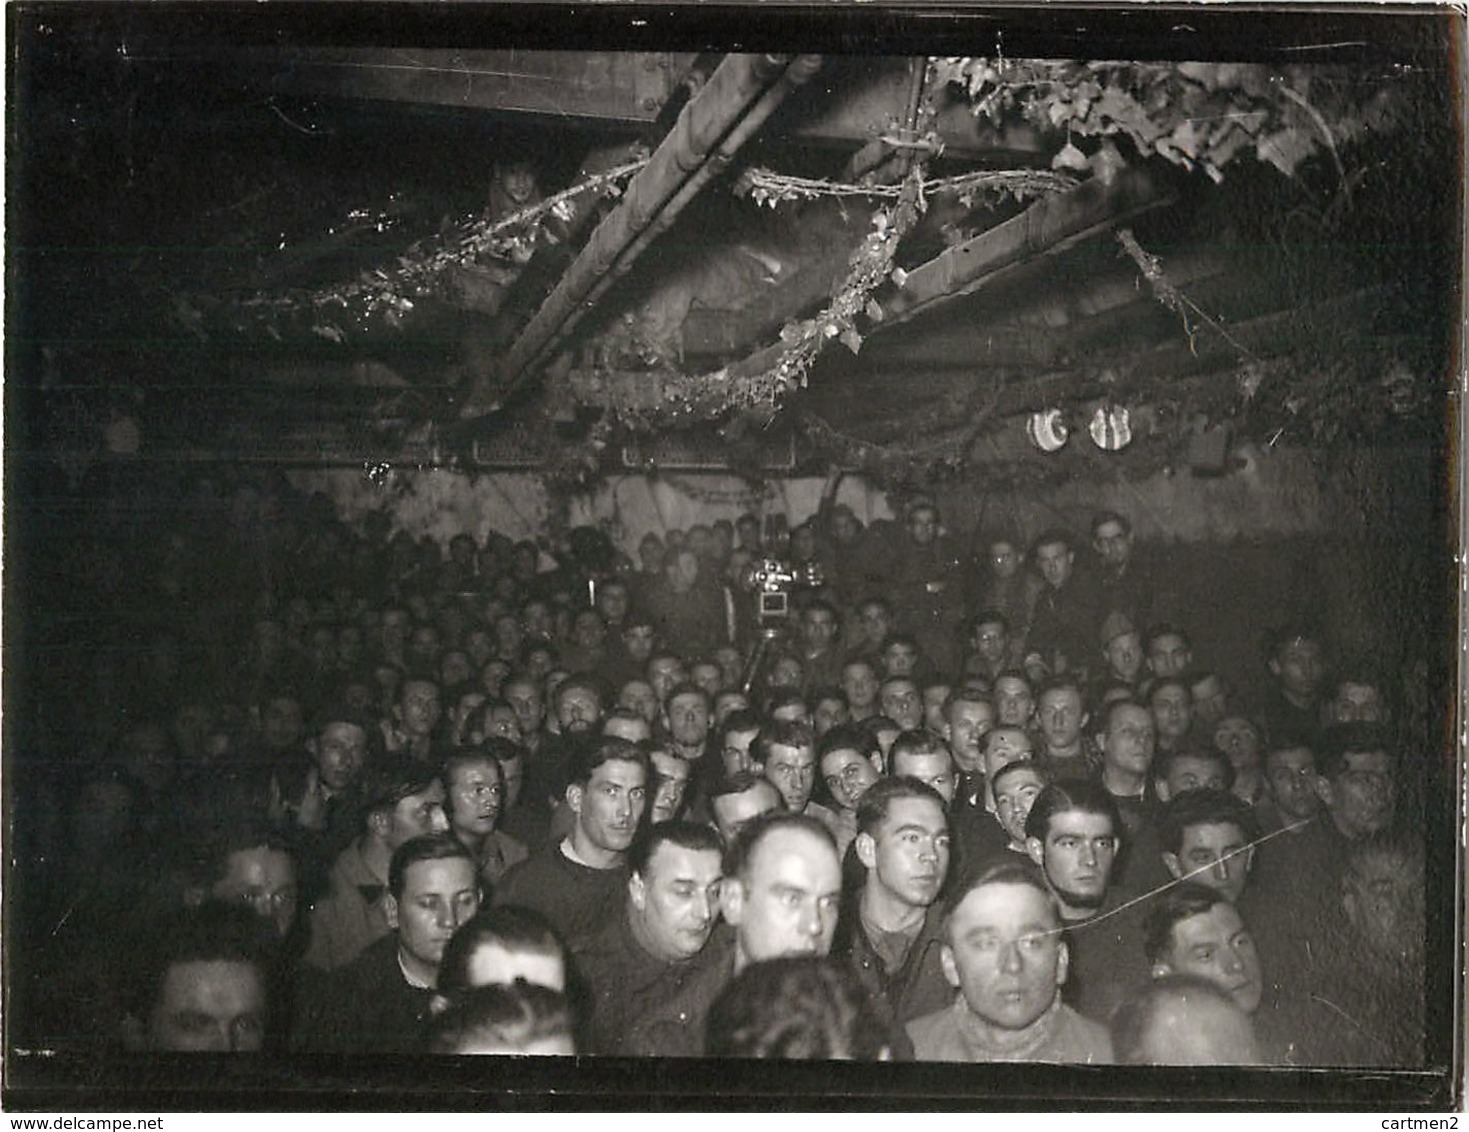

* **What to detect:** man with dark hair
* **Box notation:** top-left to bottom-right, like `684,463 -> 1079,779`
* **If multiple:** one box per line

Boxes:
889,730 -> 959,806
941,687 -> 996,815
626,812 -> 842,1056
188,819 -> 302,945
752,719 -> 840,835
1024,780 -> 1149,1024
708,772 -> 783,845
275,703 -> 374,871
572,821 -> 725,1054
1034,677 -> 1096,782
1149,676 -> 1196,758
495,737 -> 649,941
1024,528 -> 1099,683
840,656 -> 882,722
809,685 -> 851,738
705,956 -> 891,1060
1157,788 -> 1260,904
1153,745 -> 1234,802
298,833 -> 480,1053
817,723 -> 885,857
425,982 -> 576,1055
877,675 -> 923,732
383,676 -> 442,762
831,777 -> 953,1028
643,548 -> 727,656
304,756 -> 450,971
798,599 -> 844,691
1323,672 -> 1388,725
662,681 -> 720,806
1313,722 -> 1397,840
122,902 -> 277,1053
846,597 -> 894,664
962,609 -> 1012,684
647,743 -> 693,825
1248,723 -> 1400,1017
992,670 -> 1035,730
1090,510 -> 1154,631
1144,624 -> 1193,683
1145,884 -> 1263,1015
1141,882 -> 1328,1065
906,860 -> 1112,1063
716,709 -> 762,779
605,611 -> 657,691
1261,624 -> 1326,748
1259,742 -> 1320,834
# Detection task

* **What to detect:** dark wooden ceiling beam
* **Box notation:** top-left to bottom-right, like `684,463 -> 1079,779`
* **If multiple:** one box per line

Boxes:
227,48 -> 694,125
460,53 -> 824,420
796,283 -> 1396,442
875,166 -> 1172,331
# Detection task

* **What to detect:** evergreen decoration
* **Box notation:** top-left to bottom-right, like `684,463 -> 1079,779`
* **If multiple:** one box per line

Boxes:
932,58 -> 1410,184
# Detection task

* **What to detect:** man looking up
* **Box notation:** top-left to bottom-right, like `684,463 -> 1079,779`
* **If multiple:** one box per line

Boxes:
496,737 -> 649,942
906,861 -> 1112,1063
573,821 -> 725,1054
832,777 -> 953,1027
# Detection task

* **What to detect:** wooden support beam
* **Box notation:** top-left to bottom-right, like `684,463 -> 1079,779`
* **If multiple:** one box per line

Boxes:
877,166 -> 1170,331
459,53 -> 823,420
233,49 -> 694,125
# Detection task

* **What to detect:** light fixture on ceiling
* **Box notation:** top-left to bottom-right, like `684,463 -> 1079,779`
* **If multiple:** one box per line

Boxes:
1026,408 -> 1069,452
1088,403 -> 1133,451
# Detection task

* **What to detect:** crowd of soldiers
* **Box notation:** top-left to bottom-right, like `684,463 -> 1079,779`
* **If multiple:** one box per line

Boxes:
12,469 -> 1431,1066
